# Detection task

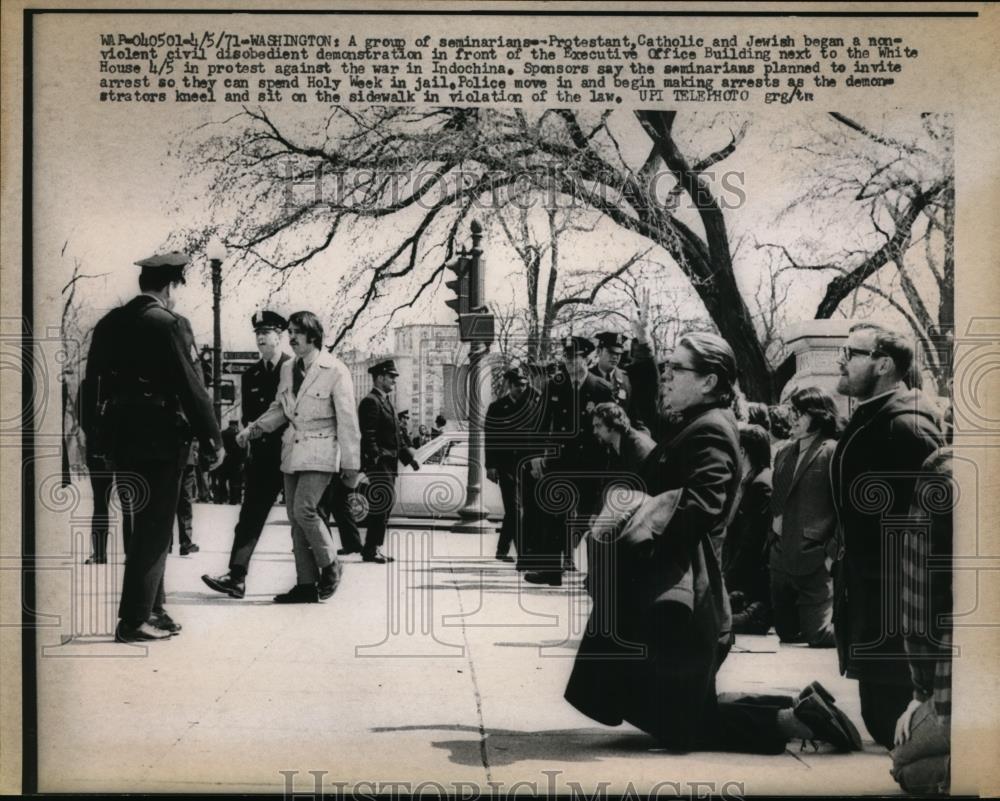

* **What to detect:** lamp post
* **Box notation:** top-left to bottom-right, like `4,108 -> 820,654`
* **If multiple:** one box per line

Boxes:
206,237 -> 226,425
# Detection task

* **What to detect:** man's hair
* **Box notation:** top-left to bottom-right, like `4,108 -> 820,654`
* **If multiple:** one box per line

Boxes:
849,322 -> 915,381
746,401 -> 770,430
138,265 -> 185,292
398,411 -> 409,420
768,405 -> 792,440
592,402 -> 631,434
738,423 -> 772,472
677,331 -> 738,405
435,414 -> 446,426
789,385 -> 845,439
287,311 -> 324,347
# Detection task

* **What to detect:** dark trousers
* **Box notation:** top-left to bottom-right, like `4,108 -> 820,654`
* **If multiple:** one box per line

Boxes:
319,476 -> 365,553
117,456 -> 185,625
87,455 -> 133,559
222,467 -> 244,504
534,474 -> 602,572
496,471 -> 518,556
229,448 -> 284,578
174,463 -> 196,549
362,469 -> 396,555
770,565 -> 834,646
859,679 -> 913,749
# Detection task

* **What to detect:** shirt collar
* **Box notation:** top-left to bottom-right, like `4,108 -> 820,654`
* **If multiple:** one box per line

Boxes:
299,348 -> 319,370
856,383 -> 905,409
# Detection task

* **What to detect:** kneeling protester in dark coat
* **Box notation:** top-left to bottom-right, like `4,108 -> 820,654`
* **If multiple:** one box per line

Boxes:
565,331 -> 864,755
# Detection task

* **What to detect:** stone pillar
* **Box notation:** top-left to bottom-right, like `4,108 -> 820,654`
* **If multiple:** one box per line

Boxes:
780,319 -> 853,417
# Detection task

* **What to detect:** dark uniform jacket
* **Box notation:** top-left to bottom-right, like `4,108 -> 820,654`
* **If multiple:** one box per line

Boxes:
97,295 -> 221,465
484,387 -> 545,475
831,386 -> 944,683
359,389 -> 417,474
539,371 -> 614,473
241,354 -> 290,458
590,365 -> 633,418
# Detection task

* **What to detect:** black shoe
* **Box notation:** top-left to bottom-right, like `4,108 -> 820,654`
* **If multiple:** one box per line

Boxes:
317,562 -> 343,600
362,550 -> 394,564
798,680 -> 836,705
794,692 -> 863,752
523,571 -> 563,587
148,611 -> 182,634
115,621 -> 172,643
180,543 -> 200,556
495,553 -> 515,562
85,555 -> 107,565
273,584 -> 319,604
201,572 -> 246,599
337,547 -> 362,556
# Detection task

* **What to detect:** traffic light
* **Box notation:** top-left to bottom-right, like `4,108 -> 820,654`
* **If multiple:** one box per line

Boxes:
444,253 -> 471,320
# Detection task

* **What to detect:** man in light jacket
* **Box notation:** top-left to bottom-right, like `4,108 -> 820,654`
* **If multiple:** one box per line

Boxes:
239,311 -> 361,603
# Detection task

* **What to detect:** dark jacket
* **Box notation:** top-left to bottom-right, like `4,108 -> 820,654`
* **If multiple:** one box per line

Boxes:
605,427 -> 657,494
359,389 -> 416,474
769,436 -> 838,576
484,387 -> 545,475
590,364 -> 633,418
92,295 -> 221,465
241,353 -> 290,457
565,402 -> 741,731
723,467 -> 772,602
831,386 -> 944,682
539,371 -> 613,472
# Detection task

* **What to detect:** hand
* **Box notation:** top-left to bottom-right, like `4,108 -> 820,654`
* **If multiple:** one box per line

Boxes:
235,426 -> 252,448
894,698 -> 924,746
487,468 -> 499,483
411,460 -> 421,472
341,468 -> 362,489
529,457 -> 545,480
208,446 -> 226,472
630,287 -> 651,344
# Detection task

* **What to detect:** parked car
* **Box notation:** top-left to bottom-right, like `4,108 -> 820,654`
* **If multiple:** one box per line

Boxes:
351,431 -> 504,521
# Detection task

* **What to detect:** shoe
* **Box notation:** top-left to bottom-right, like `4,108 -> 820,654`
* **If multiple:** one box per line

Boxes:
523,571 -> 563,587
798,680 -> 836,705
337,547 -> 362,556
115,621 -> 173,643
180,543 -> 200,556
562,560 -> 577,572
273,584 -> 319,604
362,550 -> 394,564
495,554 -> 515,562
148,611 -> 182,634
317,562 -> 343,600
793,692 -> 863,752
84,555 -> 107,565
201,572 -> 246,599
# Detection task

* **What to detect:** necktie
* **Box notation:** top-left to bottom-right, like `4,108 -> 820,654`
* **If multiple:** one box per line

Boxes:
265,360 -> 273,374
292,358 -> 305,396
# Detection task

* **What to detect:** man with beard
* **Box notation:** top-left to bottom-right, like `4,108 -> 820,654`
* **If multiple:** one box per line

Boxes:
831,322 -> 944,749
202,311 -> 289,599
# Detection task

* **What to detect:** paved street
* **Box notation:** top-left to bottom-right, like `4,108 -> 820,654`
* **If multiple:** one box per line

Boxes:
37,498 -> 901,795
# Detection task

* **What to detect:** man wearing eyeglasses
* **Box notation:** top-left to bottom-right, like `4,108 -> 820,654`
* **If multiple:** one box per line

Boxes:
830,322 -> 944,750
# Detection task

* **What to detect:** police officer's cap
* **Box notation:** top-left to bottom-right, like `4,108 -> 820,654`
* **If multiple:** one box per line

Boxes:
369,359 -> 400,377
503,366 -> 529,385
251,310 -> 288,332
595,331 -> 628,353
134,251 -> 190,269
562,335 -> 596,357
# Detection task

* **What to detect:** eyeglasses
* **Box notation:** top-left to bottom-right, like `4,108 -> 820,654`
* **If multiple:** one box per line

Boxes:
840,346 -> 887,362
662,361 -> 700,378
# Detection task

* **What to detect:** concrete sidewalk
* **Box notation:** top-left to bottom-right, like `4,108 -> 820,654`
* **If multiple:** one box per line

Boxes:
36,500 -> 901,794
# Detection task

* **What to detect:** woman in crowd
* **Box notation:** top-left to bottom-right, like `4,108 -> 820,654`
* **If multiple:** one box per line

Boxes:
769,386 -> 843,648
565,331 -> 861,754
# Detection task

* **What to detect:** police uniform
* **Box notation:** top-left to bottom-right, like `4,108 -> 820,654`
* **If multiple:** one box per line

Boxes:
202,311 -> 289,598
591,332 -> 633,419
485,366 -> 546,561
358,360 -> 418,562
527,337 -> 613,583
108,252 -> 222,641
173,316 -> 203,555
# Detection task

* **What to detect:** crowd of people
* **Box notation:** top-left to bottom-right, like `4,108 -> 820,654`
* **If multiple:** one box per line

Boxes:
80,251 -> 954,794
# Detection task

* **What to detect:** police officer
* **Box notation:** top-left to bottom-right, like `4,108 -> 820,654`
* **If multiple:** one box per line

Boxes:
525,336 -> 613,586
485,365 -> 545,563
592,332 -> 633,417
105,251 -> 223,642
358,359 -> 420,563
202,311 -> 289,599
